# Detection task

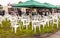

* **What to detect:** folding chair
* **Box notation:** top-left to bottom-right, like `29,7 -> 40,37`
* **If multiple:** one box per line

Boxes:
11,21 -> 19,33
21,15 -> 30,29
32,16 -> 47,32
52,15 -> 59,28
32,19 -> 40,32
4,14 -> 12,21
10,16 -> 19,33
42,16 -> 50,27
0,15 -> 3,27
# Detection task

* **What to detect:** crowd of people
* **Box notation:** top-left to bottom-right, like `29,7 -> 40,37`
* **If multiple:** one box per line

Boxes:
0,8 -> 54,16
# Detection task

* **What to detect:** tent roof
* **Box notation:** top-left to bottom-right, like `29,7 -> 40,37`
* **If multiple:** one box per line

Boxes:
12,0 -> 47,8
43,3 -> 57,8
12,0 -> 57,8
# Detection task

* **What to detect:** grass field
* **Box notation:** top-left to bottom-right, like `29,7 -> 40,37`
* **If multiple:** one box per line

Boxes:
0,19 -> 60,38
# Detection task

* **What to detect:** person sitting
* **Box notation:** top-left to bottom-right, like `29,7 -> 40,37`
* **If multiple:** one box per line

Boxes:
42,11 -> 45,16
17,8 -> 22,16
32,10 -> 36,16
2,10 -> 5,16
37,10 -> 43,16
8,11 -> 11,15
26,9 -> 30,15
45,11 -> 49,16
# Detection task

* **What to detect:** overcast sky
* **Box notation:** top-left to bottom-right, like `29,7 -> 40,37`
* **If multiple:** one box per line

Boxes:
0,0 -> 60,6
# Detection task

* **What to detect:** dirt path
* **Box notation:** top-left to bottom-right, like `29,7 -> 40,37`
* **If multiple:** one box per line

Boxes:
46,30 -> 60,38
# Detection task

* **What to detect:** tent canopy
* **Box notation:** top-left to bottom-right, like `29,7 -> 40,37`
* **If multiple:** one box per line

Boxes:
12,0 -> 47,8
56,6 -> 60,9
43,3 -> 57,8
12,0 -> 57,8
